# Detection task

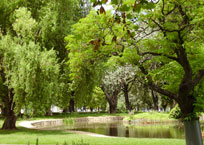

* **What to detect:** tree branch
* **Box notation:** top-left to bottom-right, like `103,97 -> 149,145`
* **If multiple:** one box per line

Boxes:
138,65 -> 177,100
192,69 -> 204,88
132,43 -> 179,62
142,51 -> 179,61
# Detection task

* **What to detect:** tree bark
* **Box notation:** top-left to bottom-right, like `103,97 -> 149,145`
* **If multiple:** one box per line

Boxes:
1,89 -> 17,130
151,90 -> 158,111
2,110 -> 17,130
123,84 -> 132,111
69,98 -> 75,112
90,107 -> 93,112
109,101 -> 117,114
105,94 -> 118,114
101,86 -> 119,114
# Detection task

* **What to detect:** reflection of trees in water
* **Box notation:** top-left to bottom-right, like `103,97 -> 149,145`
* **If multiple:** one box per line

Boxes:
109,123 -> 118,136
125,128 -> 129,137
59,122 -> 187,138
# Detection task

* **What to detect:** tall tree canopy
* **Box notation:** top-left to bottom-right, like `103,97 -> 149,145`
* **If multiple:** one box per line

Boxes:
0,7 -> 61,129
0,0 -> 89,129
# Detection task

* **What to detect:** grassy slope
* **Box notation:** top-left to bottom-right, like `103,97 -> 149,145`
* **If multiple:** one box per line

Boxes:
124,112 -> 175,121
0,113 -> 185,145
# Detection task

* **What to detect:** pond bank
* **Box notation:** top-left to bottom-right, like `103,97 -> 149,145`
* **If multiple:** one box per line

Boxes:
19,116 -> 181,138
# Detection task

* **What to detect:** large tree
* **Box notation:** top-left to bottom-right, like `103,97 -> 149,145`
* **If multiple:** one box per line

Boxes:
0,0 -> 89,129
92,0 -> 204,145
67,0 -> 204,145
0,7 -> 61,129
66,10 -> 125,107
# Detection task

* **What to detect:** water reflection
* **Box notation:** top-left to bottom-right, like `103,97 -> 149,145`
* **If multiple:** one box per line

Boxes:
70,122 -> 186,139
41,121 -> 204,139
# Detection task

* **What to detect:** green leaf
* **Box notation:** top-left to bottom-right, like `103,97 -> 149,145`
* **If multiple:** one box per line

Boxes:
119,4 -> 130,12
91,0 -> 97,3
144,2 -> 155,9
102,0 -> 108,4
133,25 -> 139,31
111,0 -> 119,5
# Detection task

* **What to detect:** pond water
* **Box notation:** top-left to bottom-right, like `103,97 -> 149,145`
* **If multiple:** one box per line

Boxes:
38,120 -> 204,139
70,122 -> 185,138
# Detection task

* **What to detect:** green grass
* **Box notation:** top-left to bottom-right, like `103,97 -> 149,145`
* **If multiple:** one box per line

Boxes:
124,112 -> 175,121
0,113 -> 186,145
16,112 -> 128,121
0,127 -> 185,145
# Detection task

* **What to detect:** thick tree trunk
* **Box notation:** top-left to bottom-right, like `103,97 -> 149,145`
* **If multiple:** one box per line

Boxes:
123,85 -> 132,111
101,86 -> 119,114
178,95 -> 195,119
69,98 -> 75,112
184,120 -> 203,145
107,94 -> 118,114
151,90 -> 158,111
1,89 -> 17,130
177,95 -> 203,145
90,107 -> 93,112
2,111 -> 17,130
105,94 -> 118,114
109,102 -> 117,114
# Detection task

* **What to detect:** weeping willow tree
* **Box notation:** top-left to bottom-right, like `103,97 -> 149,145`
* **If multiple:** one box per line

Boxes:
0,8 -> 61,130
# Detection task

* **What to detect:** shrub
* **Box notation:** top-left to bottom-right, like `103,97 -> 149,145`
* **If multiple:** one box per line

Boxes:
169,105 -> 182,119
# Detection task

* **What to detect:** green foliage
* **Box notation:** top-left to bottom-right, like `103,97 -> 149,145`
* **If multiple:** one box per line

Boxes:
124,112 -> 173,121
66,10 -> 126,102
0,0 -> 91,119
0,7 -> 61,115
169,105 -> 182,119
89,87 -> 107,111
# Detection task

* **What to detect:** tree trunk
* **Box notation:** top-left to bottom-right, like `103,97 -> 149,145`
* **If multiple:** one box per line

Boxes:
109,102 -> 117,114
106,94 -> 118,114
45,108 -> 52,116
90,107 -> 93,112
177,95 -> 203,145
123,84 -> 132,111
136,106 -> 140,111
2,111 -> 17,130
184,120 -> 203,145
2,89 -> 17,130
101,86 -> 119,114
151,90 -> 159,111
69,98 -> 75,112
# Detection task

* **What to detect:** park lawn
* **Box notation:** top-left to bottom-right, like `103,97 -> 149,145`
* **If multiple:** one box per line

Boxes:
21,112 -> 173,122
124,112 -> 175,121
0,113 -> 185,145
